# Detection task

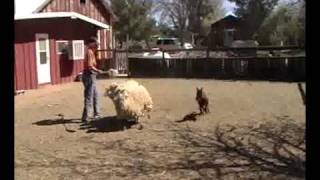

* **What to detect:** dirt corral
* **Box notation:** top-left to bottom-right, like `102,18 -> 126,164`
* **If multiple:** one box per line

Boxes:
15,78 -> 305,180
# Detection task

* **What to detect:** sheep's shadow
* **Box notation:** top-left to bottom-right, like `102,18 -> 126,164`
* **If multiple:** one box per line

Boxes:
79,116 -> 138,133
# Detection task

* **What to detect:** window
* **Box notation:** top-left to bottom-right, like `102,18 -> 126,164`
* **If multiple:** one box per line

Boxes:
80,0 -> 86,4
69,40 -> 84,60
40,52 -> 47,64
156,39 -> 178,45
163,39 -> 175,45
56,41 -> 69,54
37,37 -> 48,64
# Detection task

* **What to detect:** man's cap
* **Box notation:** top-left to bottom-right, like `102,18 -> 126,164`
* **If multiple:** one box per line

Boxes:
87,36 -> 98,44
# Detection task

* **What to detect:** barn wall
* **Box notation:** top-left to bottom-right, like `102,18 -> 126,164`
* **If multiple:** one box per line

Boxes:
15,18 -> 98,90
39,0 -> 114,65
41,0 -> 111,25
209,19 -> 241,48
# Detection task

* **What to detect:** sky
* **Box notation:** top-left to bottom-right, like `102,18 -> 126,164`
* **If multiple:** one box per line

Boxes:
223,0 -> 237,15
15,0 -> 293,16
14,0 -> 47,15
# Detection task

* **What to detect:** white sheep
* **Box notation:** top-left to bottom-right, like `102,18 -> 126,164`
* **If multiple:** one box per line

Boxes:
105,80 -> 153,123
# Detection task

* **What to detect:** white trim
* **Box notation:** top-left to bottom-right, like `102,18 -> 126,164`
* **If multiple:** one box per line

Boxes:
32,0 -> 52,13
110,26 -> 113,49
71,40 -> 85,60
224,28 -> 236,32
97,30 -> 101,49
104,29 -> 107,48
15,12 -> 110,29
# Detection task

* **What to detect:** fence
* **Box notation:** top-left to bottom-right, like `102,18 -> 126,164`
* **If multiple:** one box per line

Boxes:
97,46 -> 305,81
97,49 -> 128,74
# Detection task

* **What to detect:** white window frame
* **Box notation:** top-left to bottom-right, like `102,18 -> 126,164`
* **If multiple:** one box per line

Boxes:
69,40 -> 84,60
56,40 -> 69,55
97,31 -> 101,59
97,31 -> 101,50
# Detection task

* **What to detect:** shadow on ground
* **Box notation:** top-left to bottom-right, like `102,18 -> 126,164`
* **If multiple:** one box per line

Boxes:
33,116 -> 138,133
176,111 -> 201,123
79,116 -> 138,133
29,116 -> 305,179
32,118 -> 81,126
103,116 -> 305,179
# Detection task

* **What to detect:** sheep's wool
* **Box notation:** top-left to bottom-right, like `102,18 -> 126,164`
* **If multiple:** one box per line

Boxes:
105,80 -> 153,120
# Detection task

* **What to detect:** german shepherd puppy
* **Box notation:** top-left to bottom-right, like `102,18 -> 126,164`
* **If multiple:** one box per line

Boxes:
196,87 -> 209,114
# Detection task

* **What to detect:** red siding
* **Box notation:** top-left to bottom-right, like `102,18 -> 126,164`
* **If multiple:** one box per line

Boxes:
14,19 -> 97,90
14,0 -> 115,91
40,0 -> 111,25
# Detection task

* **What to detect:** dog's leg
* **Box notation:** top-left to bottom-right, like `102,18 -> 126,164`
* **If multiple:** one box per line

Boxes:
206,107 -> 210,113
200,106 -> 204,115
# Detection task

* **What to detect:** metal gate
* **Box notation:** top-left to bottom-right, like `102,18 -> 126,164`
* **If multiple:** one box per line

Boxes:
98,49 -> 128,74
113,50 -> 128,74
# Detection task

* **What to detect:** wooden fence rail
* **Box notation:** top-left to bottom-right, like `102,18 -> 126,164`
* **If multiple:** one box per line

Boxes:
97,46 -> 305,81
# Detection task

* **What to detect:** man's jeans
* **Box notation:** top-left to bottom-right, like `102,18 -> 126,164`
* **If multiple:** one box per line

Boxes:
81,71 -> 100,120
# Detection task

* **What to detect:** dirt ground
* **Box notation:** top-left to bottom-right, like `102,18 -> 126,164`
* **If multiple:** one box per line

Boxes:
15,78 -> 305,180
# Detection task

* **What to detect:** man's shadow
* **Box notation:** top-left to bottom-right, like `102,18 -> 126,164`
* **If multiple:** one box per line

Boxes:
33,116 -> 137,133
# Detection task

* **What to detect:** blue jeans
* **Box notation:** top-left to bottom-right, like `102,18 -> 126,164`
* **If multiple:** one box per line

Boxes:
81,71 -> 100,120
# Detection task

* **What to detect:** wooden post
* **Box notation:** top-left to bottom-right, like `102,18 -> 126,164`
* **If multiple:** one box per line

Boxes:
113,49 -> 117,70
191,33 -> 195,45
206,48 -> 210,76
162,50 -> 165,61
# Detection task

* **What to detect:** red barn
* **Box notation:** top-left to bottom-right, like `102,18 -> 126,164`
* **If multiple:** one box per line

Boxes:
14,0 -> 117,90
208,14 -> 242,48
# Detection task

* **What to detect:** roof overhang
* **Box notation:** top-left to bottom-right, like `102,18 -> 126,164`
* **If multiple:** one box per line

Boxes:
15,12 -> 110,29
211,15 -> 240,27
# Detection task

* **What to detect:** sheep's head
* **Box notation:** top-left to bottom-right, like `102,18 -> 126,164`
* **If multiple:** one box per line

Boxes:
105,83 -> 118,98
105,83 -> 128,101
144,104 -> 153,112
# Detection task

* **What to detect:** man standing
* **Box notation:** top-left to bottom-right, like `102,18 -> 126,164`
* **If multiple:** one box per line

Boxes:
81,37 -> 104,122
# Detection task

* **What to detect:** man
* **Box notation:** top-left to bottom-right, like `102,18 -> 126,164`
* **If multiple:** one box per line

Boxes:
81,36 -> 104,122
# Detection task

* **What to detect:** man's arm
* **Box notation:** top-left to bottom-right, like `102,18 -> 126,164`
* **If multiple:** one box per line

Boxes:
88,50 -> 103,73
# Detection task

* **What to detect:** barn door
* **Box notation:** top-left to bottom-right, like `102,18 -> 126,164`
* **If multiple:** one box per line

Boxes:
35,34 -> 51,84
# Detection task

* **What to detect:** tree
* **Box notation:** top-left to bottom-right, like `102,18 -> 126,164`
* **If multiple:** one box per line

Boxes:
156,22 -> 178,38
186,0 -> 225,36
257,0 -> 305,45
228,0 -> 279,40
154,0 -> 188,44
154,0 -> 225,44
110,0 -> 157,48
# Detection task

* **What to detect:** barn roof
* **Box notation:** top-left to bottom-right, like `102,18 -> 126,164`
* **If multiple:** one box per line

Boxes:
14,0 -> 118,21
211,15 -> 241,28
15,12 -> 110,29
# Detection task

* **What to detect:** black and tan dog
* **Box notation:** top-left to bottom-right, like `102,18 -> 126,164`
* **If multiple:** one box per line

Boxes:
196,87 -> 210,114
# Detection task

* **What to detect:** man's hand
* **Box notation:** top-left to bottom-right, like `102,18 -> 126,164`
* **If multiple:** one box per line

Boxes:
97,69 -> 104,74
